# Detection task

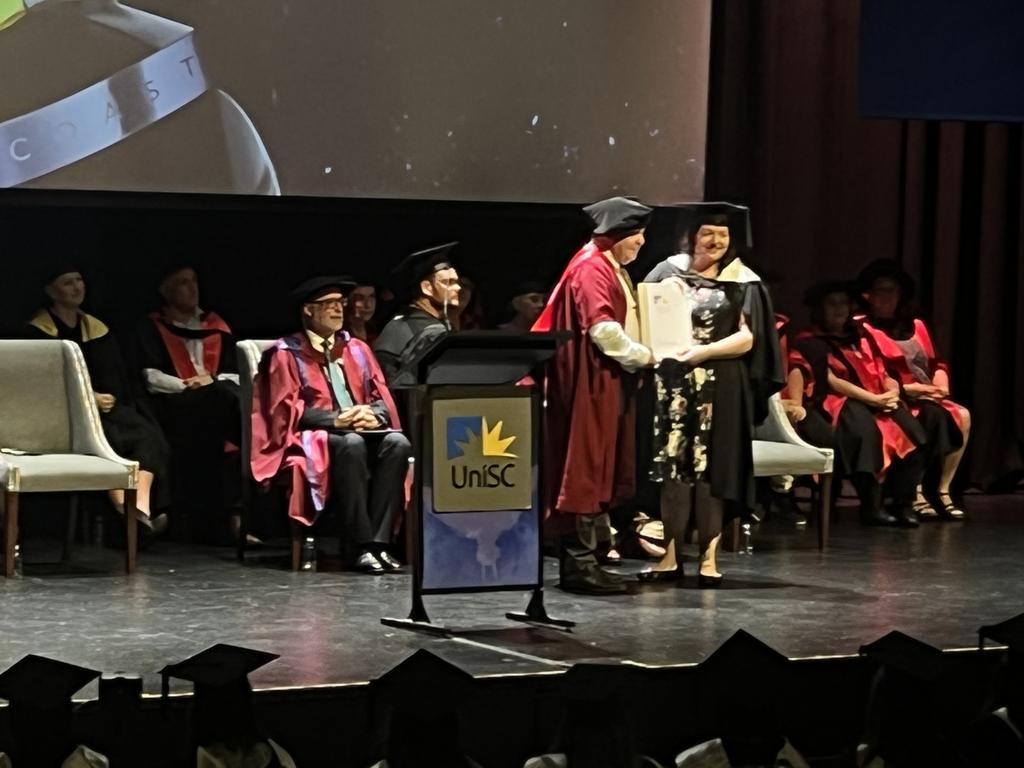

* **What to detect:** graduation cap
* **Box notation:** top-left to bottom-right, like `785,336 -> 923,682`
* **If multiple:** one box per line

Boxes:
0,655 -> 100,712
509,280 -> 548,299
803,279 -> 858,307
287,274 -> 358,306
583,196 -> 653,237
856,258 -> 916,302
979,613 -> 1024,652
697,629 -> 790,691
388,242 -> 459,303
371,649 -> 475,715
860,631 -> 944,682
160,643 -> 278,698
671,201 -> 753,252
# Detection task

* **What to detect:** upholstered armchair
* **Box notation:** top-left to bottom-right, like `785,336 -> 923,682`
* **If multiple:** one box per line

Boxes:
0,340 -> 140,576
749,393 -> 835,550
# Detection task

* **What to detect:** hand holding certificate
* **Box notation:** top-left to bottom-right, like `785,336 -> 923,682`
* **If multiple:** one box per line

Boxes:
638,279 -> 694,361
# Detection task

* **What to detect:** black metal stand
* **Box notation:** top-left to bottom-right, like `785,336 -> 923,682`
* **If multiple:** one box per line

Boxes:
506,587 -> 576,631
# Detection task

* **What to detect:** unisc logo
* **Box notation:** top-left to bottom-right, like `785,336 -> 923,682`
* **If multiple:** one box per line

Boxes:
447,416 -> 518,489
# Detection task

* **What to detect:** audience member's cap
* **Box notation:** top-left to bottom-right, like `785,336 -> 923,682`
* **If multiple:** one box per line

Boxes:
583,196 -> 653,236
803,279 -> 858,307
856,258 -> 916,301
371,649 -> 474,713
389,242 -> 459,301
0,655 -> 101,711
979,613 -> 1024,651
288,275 -> 358,305
860,631 -> 944,681
698,629 -> 790,689
671,201 -> 753,251
160,643 -> 279,696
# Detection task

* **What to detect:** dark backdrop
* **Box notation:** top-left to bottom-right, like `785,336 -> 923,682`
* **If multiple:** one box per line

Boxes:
2,0 -> 1021,488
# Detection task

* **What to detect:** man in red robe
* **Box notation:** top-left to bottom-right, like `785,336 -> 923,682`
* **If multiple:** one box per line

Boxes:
251,276 -> 410,573
533,197 -> 655,594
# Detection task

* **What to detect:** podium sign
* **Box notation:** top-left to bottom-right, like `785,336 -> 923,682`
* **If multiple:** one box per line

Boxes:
422,387 -> 539,592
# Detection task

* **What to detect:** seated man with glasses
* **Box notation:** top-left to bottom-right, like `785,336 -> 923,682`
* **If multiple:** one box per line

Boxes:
251,276 -> 411,573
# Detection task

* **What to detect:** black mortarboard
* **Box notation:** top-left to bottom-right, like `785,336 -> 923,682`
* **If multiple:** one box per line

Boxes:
0,655 -> 100,711
860,631 -> 944,682
42,262 -> 84,286
372,649 -> 474,714
287,275 -> 358,306
698,629 -> 790,687
979,613 -> 1024,651
803,279 -> 858,307
159,643 -> 279,697
388,242 -> 459,303
856,258 -> 916,302
672,201 -> 753,252
583,196 -> 653,236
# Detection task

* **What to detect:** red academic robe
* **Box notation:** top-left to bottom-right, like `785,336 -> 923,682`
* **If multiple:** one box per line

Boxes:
250,332 -> 401,525
532,241 -> 636,519
860,317 -> 966,432
797,326 -> 918,474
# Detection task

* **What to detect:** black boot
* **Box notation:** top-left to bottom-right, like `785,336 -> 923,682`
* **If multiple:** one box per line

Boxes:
854,474 -> 896,526
558,552 -> 627,595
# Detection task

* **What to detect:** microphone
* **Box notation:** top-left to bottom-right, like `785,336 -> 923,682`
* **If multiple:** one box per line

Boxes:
442,285 -> 452,331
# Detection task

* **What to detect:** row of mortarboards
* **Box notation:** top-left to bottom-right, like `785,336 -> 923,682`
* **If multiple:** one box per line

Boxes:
0,614 -> 1021,740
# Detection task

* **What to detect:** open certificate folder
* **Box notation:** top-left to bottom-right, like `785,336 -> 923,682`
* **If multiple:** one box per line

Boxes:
638,280 -> 694,361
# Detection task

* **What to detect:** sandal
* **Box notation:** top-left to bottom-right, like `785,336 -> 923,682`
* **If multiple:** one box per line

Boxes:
912,499 -> 939,520
936,492 -> 965,520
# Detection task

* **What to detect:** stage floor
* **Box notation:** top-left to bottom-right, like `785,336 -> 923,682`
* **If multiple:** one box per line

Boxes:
2,494 -> 1022,697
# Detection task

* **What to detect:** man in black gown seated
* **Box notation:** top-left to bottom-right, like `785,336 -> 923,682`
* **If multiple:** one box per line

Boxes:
373,243 -> 462,385
135,264 -> 243,541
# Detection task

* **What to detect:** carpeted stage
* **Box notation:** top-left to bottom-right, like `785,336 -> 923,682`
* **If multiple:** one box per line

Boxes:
2,493 -> 1021,698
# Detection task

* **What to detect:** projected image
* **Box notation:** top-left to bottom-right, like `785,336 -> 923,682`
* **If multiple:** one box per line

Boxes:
1,0 -> 711,203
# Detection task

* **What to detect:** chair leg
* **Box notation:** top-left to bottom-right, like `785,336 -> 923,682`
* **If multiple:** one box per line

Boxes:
731,517 -> 741,553
290,521 -> 303,571
3,492 -> 19,578
818,474 -> 833,551
124,489 -> 138,575
63,493 -> 80,562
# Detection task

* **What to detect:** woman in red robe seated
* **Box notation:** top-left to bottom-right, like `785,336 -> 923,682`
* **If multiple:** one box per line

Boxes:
797,280 -> 926,526
857,259 -> 970,520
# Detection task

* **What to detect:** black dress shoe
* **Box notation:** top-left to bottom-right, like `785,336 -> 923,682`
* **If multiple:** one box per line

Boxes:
138,512 -> 168,537
860,507 -> 898,526
637,568 -> 683,584
559,565 -> 628,595
377,551 -> 402,571
351,551 -> 385,574
891,506 -> 920,528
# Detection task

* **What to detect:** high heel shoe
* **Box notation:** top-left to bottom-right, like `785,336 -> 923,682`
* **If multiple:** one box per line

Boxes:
637,568 -> 682,584
697,572 -> 723,588
936,492 -> 965,520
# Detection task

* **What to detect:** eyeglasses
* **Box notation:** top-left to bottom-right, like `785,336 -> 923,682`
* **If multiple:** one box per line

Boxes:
307,298 -> 346,309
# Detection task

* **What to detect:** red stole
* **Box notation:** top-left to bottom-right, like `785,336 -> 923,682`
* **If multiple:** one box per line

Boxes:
150,311 -> 232,378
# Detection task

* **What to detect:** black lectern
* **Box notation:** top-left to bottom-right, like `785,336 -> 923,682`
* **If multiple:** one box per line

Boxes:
381,331 -> 574,633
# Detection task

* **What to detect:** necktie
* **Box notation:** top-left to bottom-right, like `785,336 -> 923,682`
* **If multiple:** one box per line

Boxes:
321,340 -> 354,409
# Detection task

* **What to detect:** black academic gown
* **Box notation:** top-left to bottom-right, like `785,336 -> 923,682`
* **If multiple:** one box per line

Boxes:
134,315 -> 242,527
372,306 -> 448,385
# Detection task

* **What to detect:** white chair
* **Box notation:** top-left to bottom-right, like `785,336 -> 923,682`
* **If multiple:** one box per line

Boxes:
235,339 -> 308,568
0,340 -> 140,576
748,393 -> 835,550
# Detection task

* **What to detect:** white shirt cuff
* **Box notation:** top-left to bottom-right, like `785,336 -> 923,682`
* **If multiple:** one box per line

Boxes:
589,321 -> 651,373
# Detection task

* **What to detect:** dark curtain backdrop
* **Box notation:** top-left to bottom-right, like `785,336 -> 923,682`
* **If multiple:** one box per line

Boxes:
706,0 -> 1024,489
